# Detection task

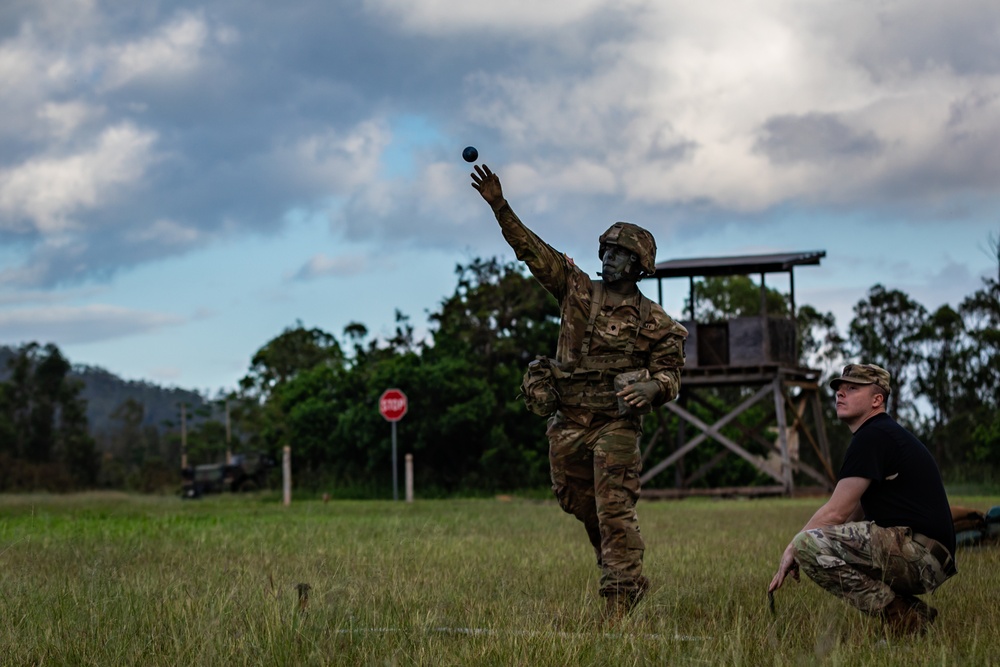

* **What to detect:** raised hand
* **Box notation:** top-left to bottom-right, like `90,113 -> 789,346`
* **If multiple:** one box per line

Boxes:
470,164 -> 505,208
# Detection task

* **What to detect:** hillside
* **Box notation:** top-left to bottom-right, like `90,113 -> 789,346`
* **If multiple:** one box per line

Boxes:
72,364 -> 212,436
0,346 -> 212,441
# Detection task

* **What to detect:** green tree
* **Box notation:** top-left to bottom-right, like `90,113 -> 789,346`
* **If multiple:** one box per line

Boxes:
796,304 -> 845,374
957,278 -> 1000,467
233,322 -> 347,456
688,275 -> 788,322
912,304 -> 965,463
427,258 -> 559,487
847,284 -> 927,420
251,258 -> 559,494
0,342 -> 98,489
429,257 -> 560,365
108,398 -> 148,466
240,322 -> 345,401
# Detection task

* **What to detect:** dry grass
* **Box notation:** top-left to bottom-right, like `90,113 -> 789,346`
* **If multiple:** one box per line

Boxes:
0,491 -> 998,665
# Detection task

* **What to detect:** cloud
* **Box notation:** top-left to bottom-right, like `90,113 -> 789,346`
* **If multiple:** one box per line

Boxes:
0,304 -> 184,345
0,122 -> 158,234
36,101 -> 106,141
124,218 -> 202,246
0,0 -> 999,293
292,253 -> 369,281
364,0 -> 619,33
0,285 -> 105,306
99,11 -> 215,90
754,113 -> 883,165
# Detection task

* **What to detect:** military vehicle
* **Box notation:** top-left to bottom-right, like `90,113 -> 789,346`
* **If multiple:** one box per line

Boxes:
181,452 -> 276,498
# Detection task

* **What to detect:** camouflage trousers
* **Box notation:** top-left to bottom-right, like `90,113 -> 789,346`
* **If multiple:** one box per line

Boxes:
792,521 -> 953,613
547,415 -> 644,597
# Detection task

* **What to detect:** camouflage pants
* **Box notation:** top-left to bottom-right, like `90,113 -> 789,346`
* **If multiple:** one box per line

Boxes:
547,415 -> 644,597
792,521 -> 953,613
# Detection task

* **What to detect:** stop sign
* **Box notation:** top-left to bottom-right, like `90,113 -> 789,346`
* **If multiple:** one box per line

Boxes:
379,388 -> 408,422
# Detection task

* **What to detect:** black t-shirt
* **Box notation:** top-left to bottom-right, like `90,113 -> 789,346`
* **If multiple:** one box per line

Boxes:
839,412 -> 955,556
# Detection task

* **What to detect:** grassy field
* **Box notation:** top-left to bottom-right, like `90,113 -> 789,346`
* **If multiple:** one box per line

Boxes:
1,491 -> 998,666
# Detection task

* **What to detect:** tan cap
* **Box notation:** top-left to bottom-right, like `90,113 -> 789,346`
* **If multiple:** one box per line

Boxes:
830,363 -> 891,394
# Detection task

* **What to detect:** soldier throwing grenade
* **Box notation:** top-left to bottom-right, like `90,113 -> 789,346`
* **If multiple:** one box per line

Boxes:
471,164 -> 687,621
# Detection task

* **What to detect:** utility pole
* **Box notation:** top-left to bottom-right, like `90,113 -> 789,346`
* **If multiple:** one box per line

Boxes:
180,403 -> 188,469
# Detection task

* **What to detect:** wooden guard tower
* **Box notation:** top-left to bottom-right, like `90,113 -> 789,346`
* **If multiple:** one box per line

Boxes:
639,251 -> 835,497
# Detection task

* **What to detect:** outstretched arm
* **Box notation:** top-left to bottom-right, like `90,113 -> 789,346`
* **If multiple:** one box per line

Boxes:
470,163 -> 574,300
471,164 -> 506,210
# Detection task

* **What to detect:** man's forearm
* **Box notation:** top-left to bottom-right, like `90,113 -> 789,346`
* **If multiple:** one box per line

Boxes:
796,476 -> 869,533
800,499 -> 861,533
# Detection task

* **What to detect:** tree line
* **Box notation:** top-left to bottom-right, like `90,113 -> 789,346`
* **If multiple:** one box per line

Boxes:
0,256 -> 997,494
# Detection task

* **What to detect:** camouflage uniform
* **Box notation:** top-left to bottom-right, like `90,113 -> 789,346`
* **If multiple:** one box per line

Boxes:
491,201 -> 687,598
793,522 -> 953,613
786,364 -> 956,623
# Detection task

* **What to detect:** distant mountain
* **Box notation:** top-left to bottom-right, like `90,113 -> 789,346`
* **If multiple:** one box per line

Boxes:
0,345 -> 213,439
71,364 -> 212,436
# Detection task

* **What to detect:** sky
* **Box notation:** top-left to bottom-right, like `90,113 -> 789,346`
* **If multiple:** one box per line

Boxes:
0,0 -> 998,397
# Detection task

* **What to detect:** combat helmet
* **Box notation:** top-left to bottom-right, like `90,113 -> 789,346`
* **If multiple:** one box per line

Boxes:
598,222 -> 657,277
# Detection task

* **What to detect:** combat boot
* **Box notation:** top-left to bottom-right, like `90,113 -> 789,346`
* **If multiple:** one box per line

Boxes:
604,593 -> 630,624
878,595 -> 930,636
902,595 -> 938,624
602,576 -> 651,624
632,575 -> 651,607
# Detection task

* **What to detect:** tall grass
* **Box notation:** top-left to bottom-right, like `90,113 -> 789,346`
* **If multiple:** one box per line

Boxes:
1,491 -> 998,665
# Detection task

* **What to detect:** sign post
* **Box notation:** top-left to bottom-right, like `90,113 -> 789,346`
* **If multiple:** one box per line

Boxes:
379,388 -> 408,500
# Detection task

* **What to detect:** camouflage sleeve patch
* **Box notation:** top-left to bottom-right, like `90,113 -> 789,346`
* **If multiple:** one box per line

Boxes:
642,308 -> 687,406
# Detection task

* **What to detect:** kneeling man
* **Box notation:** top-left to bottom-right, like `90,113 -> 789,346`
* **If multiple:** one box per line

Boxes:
768,364 -> 956,635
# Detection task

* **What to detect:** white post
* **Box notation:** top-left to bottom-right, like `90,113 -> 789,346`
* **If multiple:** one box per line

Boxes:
282,445 -> 292,506
405,453 -> 414,503
391,422 -> 398,500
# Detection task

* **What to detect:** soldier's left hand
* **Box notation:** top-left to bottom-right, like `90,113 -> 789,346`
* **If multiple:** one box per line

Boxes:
617,380 -> 659,409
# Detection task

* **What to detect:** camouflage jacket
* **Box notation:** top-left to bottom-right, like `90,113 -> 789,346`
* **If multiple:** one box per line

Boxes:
492,201 -> 688,426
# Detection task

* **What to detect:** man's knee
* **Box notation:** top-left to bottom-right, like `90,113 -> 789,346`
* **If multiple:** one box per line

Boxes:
791,528 -> 832,573
790,529 -> 815,554
551,483 -> 574,514
553,482 -> 595,520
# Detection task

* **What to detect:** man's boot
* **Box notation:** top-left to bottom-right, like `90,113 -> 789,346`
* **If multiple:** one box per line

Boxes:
604,592 -> 629,623
602,576 -> 650,624
632,575 -> 650,606
902,595 -> 938,624
878,595 -> 931,636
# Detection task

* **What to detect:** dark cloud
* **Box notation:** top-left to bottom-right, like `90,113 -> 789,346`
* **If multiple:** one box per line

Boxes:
854,3 -> 1000,78
754,113 -> 883,165
2,0 -> 1000,294
0,0 -> 508,286
0,0 -> 649,287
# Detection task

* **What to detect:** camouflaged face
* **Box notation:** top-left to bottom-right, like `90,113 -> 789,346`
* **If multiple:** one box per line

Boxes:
830,363 -> 891,394
598,222 -> 657,275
